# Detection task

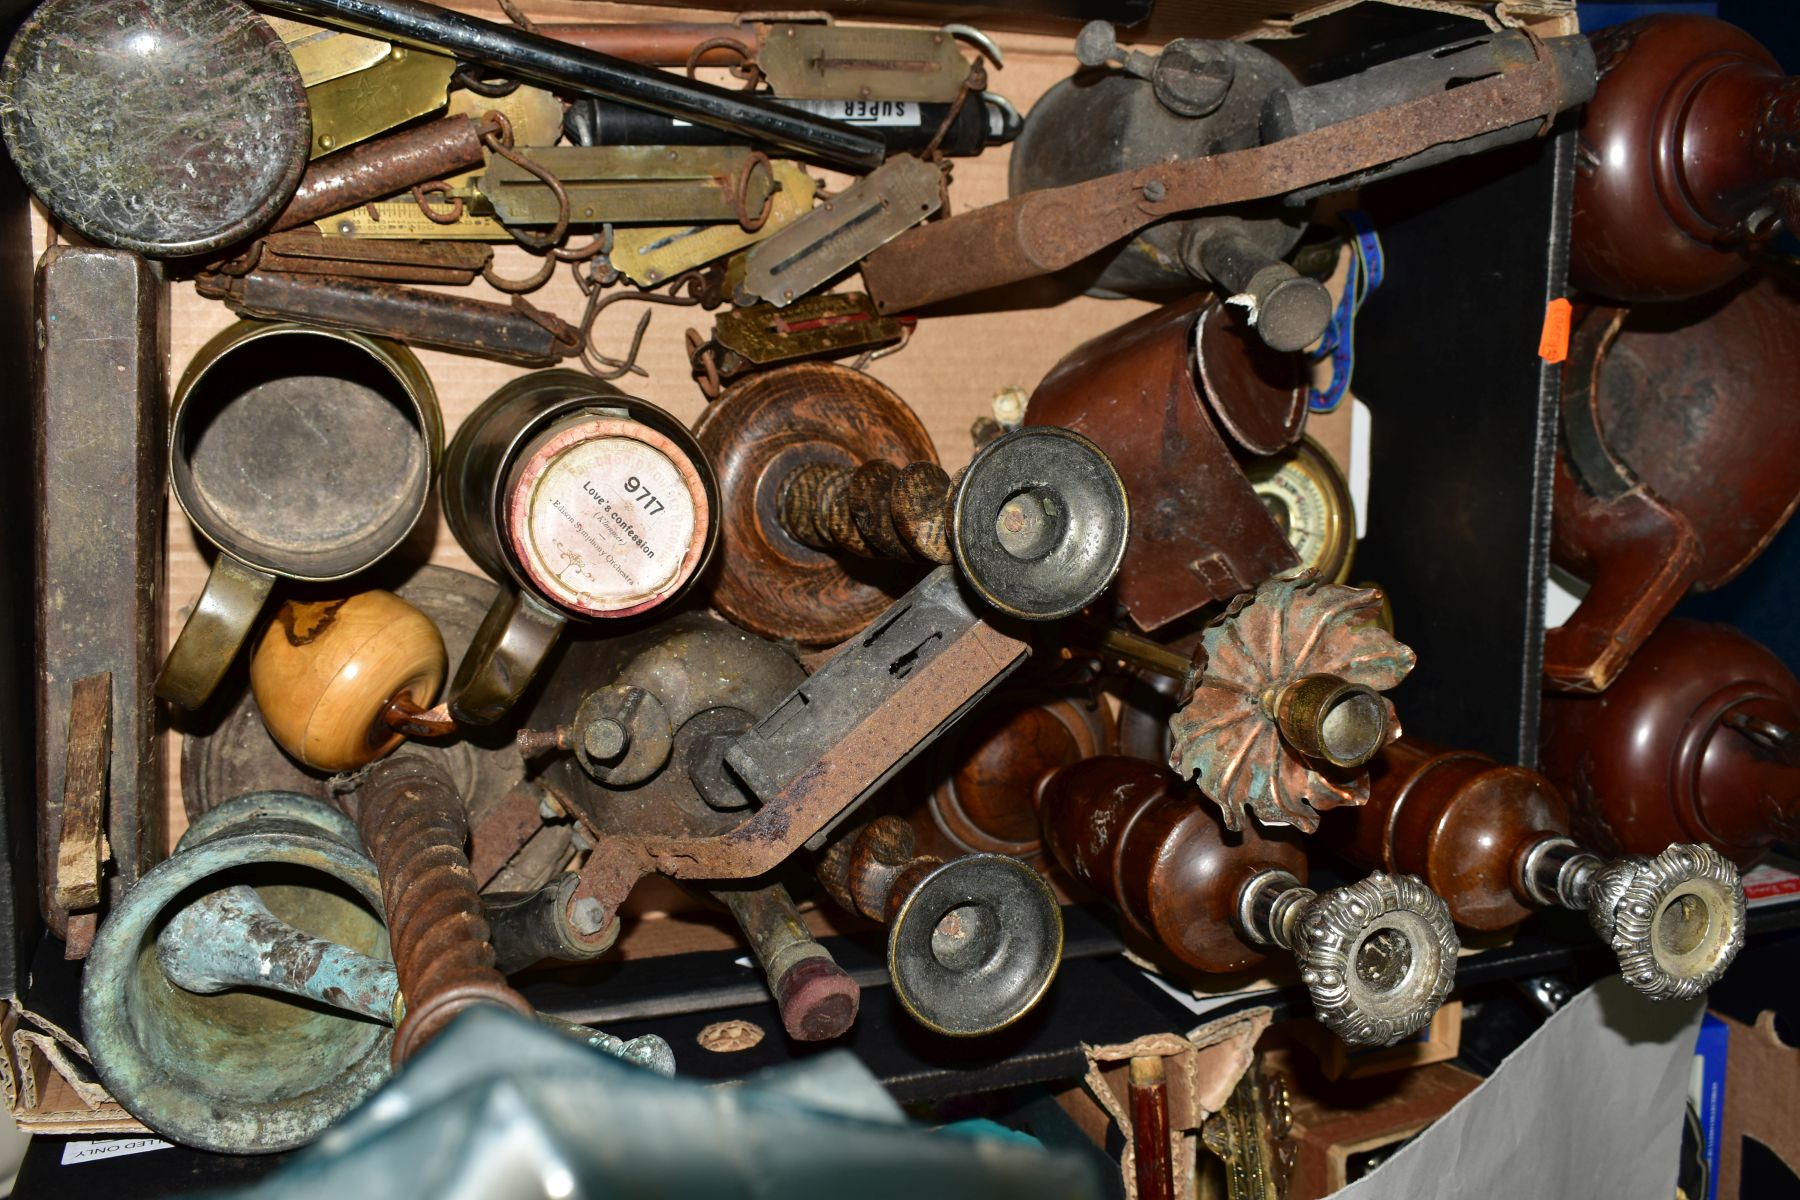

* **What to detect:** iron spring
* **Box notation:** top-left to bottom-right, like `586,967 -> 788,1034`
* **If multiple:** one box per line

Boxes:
355,756 -> 535,1062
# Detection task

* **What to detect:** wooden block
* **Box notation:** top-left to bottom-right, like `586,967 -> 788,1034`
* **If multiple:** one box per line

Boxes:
53,674 -> 110,915
1265,1047 -> 1480,1199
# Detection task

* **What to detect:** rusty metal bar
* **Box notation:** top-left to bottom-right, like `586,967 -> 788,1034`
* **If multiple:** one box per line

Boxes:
271,115 -> 488,234
861,52 -> 1576,311
566,566 -> 1030,937
194,270 -> 580,367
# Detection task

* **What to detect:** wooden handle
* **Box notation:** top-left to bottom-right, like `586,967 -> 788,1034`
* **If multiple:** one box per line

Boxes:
1545,454 -> 1703,694
780,459 -> 952,564
250,590 -> 447,772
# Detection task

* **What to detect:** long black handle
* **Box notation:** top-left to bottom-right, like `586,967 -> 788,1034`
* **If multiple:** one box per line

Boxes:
251,0 -> 886,169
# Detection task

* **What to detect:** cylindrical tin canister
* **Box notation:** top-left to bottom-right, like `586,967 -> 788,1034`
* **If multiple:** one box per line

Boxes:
157,320 -> 440,710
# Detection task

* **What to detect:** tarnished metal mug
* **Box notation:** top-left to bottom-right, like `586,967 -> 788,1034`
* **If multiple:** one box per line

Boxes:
442,369 -> 718,725
156,320 -> 441,710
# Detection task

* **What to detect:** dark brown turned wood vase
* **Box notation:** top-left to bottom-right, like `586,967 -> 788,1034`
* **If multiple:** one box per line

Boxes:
1326,738 -> 1572,932
912,689 -> 1115,863
1549,277 -> 1800,692
691,363 -> 937,645
1540,619 -> 1800,868
1037,756 -> 1306,973
1572,13 -> 1800,303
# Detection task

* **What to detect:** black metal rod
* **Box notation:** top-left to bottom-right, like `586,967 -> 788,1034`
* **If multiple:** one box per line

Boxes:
250,0 -> 885,169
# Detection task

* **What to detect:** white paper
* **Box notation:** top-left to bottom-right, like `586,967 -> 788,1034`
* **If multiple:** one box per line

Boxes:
60,1137 -> 172,1165
1329,974 -> 1703,1199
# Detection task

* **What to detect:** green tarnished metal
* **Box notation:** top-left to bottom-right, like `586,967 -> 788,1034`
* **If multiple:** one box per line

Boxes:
81,792 -> 395,1154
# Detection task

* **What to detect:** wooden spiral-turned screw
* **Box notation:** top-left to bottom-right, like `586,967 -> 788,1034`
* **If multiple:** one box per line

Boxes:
354,756 -> 534,1063
780,459 -> 955,565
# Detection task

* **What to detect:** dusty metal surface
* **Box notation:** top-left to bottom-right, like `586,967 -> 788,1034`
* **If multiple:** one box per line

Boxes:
353,757 -> 535,1063
1247,871 -> 1459,1048
1170,571 -> 1414,832
862,49 -> 1580,311
693,292 -> 904,390
608,161 -> 816,287
81,792 -> 394,1153
565,567 -> 1030,932
197,270 -> 582,366
756,24 -> 974,102
34,247 -> 166,942
1007,32 -> 1305,306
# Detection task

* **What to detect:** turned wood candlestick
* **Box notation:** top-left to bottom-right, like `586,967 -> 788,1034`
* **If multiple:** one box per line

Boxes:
250,590 -> 453,772
1541,618 -> 1800,869
1326,737 -> 1745,1001
692,363 -> 937,645
1573,13 -> 1800,302
816,814 -> 1061,1038
695,363 -> 1129,642
1038,757 -> 1457,1047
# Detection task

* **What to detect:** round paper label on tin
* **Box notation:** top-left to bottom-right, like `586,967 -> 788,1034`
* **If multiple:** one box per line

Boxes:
513,432 -> 702,617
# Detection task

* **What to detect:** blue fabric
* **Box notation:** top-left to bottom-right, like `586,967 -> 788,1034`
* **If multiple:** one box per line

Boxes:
1308,211 -> 1384,414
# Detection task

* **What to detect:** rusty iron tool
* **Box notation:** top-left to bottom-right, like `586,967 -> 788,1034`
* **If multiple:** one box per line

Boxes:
195,270 -> 581,366
217,231 -> 493,285
272,114 -> 490,234
353,756 -> 535,1063
517,611 -> 862,1040
563,565 -> 1030,946
817,813 -> 1061,1037
739,153 -> 944,307
861,47 -> 1579,311
252,0 -> 886,169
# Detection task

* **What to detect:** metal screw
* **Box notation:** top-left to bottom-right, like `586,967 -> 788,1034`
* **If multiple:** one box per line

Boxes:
990,386 -> 1027,429
515,726 -> 571,757
569,897 -> 609,936
582,718 -> 628,761
1142,179 -> 1167,203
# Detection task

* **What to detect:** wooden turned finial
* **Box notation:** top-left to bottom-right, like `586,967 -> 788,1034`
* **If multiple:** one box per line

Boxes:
251,591 -> 447,772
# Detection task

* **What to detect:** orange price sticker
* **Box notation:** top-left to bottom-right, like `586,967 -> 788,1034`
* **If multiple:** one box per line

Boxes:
1538,297 -> 1573,364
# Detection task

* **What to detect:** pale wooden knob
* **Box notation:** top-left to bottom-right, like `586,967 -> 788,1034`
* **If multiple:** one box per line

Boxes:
251,591 -> 447,772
